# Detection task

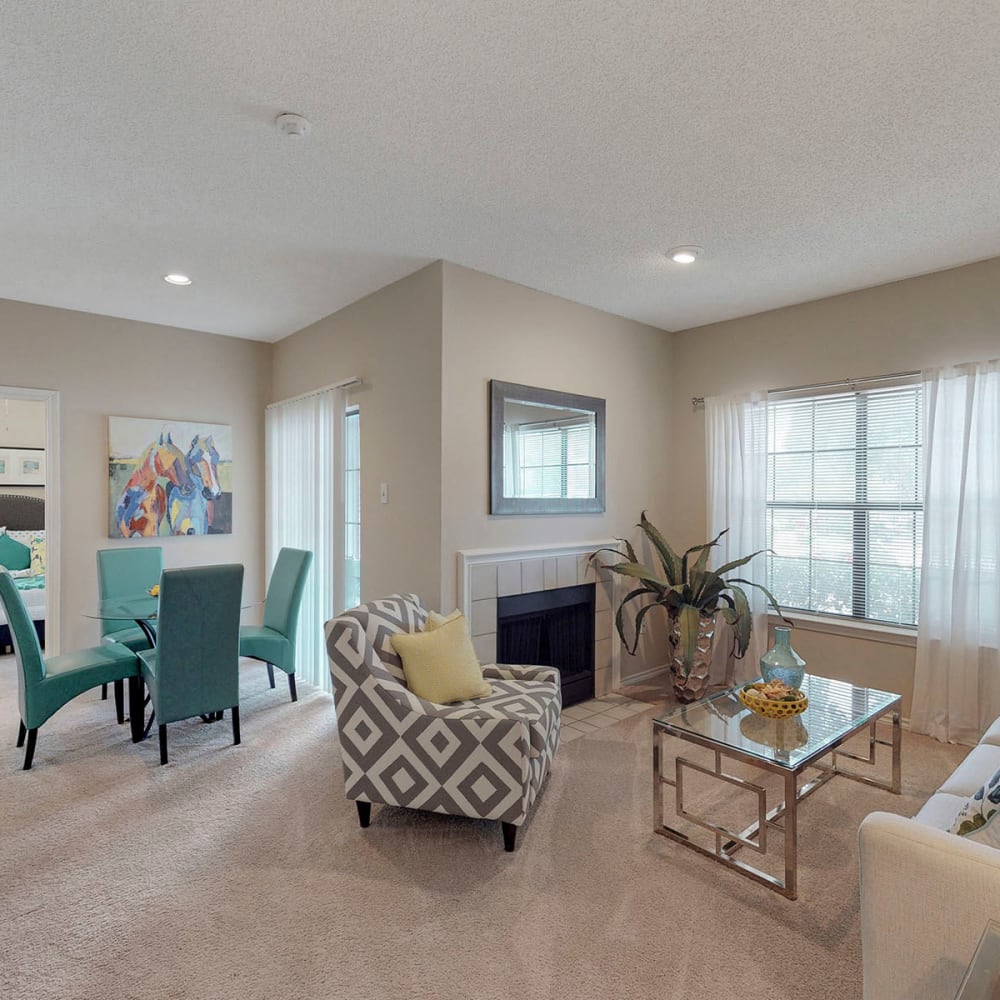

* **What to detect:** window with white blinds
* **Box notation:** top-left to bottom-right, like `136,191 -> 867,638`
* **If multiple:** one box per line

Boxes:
515,420 -> 594,499
765,377 -> 923,626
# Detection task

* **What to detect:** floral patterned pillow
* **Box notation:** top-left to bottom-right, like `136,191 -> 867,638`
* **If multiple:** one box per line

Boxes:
950,768 -> 1000,836
30,535 -> 45,576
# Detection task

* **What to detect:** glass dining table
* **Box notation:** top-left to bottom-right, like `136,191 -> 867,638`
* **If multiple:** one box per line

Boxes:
83,593 -> 160,742
83,592 -> 259,743
86,592 -> 160,640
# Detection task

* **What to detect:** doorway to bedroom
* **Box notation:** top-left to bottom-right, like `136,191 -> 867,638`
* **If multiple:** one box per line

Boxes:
0,386 -> 60,657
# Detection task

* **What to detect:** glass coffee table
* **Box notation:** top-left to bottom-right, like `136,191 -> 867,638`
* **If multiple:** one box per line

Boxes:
652,675 -> 902,899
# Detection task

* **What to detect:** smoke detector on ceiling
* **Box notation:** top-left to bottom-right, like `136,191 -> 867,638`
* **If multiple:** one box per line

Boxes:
275,112 -> 312,138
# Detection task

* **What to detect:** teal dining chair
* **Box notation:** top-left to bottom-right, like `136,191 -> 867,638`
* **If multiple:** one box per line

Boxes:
96,546 -> 163,651
0,569 -> 141,770
137,563 -> 244,765
96,546 -> 163,709
239,548 -> 313,702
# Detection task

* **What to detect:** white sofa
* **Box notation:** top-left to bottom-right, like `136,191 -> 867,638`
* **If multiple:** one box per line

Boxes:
859,718 -> 1000,1000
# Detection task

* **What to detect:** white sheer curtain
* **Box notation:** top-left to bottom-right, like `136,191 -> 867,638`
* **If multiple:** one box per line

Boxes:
911,359 -> 1000,744
265,385 -> 347,692
706,391 -> 770,683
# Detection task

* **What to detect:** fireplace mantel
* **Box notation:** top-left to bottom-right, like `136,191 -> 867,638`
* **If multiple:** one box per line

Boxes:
457,541 -> 621,696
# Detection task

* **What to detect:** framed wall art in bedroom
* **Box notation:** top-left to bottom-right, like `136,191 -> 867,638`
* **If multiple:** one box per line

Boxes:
0,447 -> 45,486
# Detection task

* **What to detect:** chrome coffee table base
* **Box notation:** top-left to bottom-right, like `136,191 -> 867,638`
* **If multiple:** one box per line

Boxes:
652,679 -> 902,900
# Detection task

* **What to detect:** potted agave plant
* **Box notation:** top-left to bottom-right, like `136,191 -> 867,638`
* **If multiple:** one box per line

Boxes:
591,512 -> 787,703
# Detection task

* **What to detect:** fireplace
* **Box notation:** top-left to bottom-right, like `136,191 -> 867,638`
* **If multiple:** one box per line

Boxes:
496,583 -> 596,707
458,540 -> 619,699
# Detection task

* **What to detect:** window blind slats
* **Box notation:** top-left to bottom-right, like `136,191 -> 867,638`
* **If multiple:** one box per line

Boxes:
514,423 -> 594,499
766,381 -> 923,626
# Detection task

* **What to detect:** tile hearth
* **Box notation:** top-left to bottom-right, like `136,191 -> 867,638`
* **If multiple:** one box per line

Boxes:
560,693 -> 651,742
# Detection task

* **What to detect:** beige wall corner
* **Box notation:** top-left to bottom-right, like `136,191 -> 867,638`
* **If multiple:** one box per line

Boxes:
439,262 -> 674,679
270,262 -> 444,610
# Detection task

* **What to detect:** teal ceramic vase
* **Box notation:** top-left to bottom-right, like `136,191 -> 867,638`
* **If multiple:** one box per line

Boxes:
760,626 -> 806,690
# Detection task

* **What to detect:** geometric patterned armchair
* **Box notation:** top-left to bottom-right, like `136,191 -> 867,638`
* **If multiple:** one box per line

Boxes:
324,594 -> 561,851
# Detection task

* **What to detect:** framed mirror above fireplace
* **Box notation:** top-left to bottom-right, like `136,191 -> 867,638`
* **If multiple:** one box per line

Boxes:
489,380 -> 606,515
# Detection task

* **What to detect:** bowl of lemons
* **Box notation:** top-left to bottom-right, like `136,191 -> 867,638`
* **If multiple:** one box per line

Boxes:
738,679 -> 808,719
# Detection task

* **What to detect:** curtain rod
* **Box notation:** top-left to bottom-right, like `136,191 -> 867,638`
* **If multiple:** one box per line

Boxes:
266,376 -> 363,410
767,370 -> 919,395
691,369 -> 920,410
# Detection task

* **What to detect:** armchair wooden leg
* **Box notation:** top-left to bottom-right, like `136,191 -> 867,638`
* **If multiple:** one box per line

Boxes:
266,663 -> 275,689
23,728 -> 38,770
502,822 -> 518,852
158,724 -> 168,765
356,801 -> 372,828
113,679 -> 125,724
17,720 -> 26,747
231,706 -> 241,746
288,673 -> 298,703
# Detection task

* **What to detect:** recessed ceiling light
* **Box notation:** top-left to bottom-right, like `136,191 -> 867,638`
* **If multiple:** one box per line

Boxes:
667,246 -> 704,264
163,273 -> 192,285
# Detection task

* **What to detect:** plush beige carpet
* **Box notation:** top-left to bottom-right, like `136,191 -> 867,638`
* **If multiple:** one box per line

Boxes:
0,658 -> 965,1000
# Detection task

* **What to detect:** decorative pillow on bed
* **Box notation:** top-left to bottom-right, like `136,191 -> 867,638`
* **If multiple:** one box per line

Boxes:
0,532 -> 31,572
949,767 -> 1000,838
4,528 -> 40,547
30,535 -> 46,576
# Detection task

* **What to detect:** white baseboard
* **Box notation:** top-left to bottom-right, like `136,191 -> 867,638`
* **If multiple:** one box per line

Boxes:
618,663 -> 668,687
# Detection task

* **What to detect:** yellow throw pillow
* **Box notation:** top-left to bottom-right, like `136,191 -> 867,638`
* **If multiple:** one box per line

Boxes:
390,614 -> 492,704
424,608 -> 463,631
30,536 -> 46,576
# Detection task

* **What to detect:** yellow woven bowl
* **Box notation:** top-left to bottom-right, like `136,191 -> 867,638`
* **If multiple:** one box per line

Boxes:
738,686 -> 808,719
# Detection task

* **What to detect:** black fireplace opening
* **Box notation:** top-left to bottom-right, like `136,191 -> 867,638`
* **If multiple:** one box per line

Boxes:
496,582 -> 595,708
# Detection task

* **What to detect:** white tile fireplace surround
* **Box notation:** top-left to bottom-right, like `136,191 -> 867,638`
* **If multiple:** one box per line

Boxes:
458,541 -> 620,696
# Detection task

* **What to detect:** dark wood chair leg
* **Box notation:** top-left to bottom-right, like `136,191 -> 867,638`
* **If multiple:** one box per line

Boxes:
101,682 -> 108,701
502,821 -> 518,852
288,673 -> 297,702
17,720 -> 26,747
231,706 -> 241,746
266,663 -> 275,689
158,724 -> 168,765
128,677 -> 145,743
113,679 -> 125,724
23,728 -> 38,770
356,800 -> 372,828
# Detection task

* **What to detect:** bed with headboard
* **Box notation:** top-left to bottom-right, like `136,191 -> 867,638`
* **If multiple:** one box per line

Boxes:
0,493 -> 46,650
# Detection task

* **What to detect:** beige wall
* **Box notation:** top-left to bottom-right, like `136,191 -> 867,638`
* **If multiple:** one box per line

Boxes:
270,263 -> 444,609
0,297 -> 271,651
0,398 -> 45,498
0,398 -> 45,447
440,263 -> 674,677
670,256 -> 1000,711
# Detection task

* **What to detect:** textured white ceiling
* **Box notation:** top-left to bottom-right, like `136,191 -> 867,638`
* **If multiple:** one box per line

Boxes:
3,2 -> 999,342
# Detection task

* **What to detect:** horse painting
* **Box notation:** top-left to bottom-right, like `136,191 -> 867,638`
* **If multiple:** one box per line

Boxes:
109,417 -> 232,538
115,434 -> 193,537
167,435 -> 223,535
